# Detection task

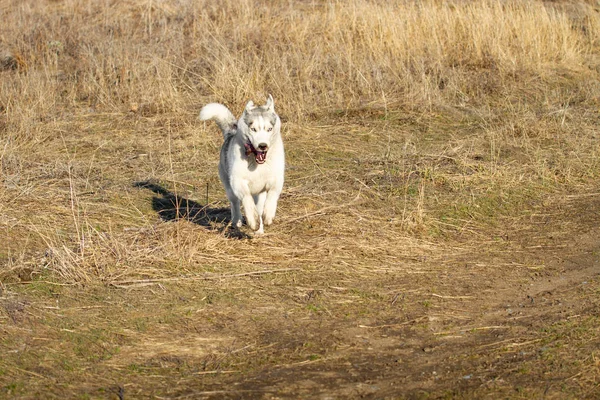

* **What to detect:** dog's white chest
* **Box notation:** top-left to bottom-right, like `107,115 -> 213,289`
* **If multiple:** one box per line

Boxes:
246,165 -> 274,194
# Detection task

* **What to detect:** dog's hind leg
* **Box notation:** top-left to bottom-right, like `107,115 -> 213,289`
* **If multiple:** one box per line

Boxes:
254,192 -> 267,234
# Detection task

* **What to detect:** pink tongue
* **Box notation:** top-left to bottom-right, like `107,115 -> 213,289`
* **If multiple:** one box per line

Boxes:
256,152 -> 266,163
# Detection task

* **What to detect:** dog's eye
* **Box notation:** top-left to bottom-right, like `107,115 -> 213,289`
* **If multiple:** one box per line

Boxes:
251,127 -> 257,132
267,127 -> 273,132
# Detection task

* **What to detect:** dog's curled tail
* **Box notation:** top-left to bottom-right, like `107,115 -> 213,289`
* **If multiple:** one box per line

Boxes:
199,103 -> 237,138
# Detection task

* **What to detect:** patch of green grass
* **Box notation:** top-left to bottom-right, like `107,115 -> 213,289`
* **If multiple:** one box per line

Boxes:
132,317 -> 148,332
306,304 -> 320,313
17,279 -> 64,297
127,363 -> 143,373
349,288 -> 384,302
2,382 -> 23,395
60,358 -> 78,372
432,183 -> 541,231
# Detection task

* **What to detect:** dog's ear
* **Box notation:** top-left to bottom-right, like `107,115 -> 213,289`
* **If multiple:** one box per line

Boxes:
244,100 -> 255,113
265,94 -> 274,112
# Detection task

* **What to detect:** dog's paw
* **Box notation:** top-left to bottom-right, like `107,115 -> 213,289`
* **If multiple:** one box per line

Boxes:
246,212 -> 260,231
263,209 -> 276,226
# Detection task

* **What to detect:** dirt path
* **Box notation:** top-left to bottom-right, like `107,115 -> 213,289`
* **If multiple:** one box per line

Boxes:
139,196 -> 600,399
1,198 -> 599,399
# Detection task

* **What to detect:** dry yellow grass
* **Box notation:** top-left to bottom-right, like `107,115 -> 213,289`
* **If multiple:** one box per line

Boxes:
1,0 -> 600,397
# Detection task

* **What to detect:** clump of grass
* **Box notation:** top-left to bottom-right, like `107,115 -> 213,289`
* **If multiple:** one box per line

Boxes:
0,0 -> 599,284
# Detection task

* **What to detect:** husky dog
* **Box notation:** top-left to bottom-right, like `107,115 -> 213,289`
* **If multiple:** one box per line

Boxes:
199,95 -> 285,234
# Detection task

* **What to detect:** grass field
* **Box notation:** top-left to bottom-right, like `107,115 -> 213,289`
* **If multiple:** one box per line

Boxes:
2,0 -> 600,398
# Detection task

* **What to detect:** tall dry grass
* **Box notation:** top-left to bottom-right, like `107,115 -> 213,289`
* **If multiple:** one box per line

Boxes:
2,0 -> 598,118
1,0 -> 600,282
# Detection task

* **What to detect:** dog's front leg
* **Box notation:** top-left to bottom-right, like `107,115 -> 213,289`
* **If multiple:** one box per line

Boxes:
242,194 -> 260,231
231,178 -> 259,231
262,189 -> 281,226
254,192 -> 267,234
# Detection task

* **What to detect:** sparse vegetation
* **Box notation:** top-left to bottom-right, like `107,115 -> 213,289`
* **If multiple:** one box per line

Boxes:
1,0 -> 600,397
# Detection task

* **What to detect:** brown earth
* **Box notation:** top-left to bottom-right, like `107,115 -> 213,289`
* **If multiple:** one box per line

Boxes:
2,192 -> 599,399
162,195 -> 600,399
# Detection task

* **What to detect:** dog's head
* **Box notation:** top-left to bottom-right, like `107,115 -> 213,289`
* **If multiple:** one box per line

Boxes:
241,94 -> 280,164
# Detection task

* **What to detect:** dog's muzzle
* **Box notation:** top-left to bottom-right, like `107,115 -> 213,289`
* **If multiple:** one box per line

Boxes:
244,142 -> 267,164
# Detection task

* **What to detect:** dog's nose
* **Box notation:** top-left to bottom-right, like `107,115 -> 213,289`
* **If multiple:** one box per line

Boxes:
258,143 -> 268,151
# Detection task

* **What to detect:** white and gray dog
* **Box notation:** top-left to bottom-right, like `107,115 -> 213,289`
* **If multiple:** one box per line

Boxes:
200,95 -> 285,234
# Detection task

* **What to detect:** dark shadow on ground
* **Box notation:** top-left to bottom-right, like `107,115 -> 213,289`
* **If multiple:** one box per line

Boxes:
134,180 -> 249,239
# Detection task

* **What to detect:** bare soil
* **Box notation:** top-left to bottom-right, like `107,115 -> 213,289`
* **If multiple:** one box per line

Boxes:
163,196 -> 600,399
2,192 -> 599,399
